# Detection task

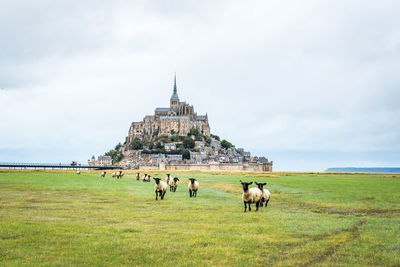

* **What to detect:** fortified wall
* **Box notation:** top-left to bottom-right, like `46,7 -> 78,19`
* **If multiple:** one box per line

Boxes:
140,162 -> 273,172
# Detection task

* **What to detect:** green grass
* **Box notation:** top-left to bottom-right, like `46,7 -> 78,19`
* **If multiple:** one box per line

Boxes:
0,170 -> 399,266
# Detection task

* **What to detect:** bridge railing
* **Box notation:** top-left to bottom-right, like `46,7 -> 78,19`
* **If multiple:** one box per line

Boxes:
0,162 -> 121,169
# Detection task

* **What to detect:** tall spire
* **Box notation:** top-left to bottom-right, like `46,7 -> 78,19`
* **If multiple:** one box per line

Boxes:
170,72 -> 179,100
174,72 -> 177,94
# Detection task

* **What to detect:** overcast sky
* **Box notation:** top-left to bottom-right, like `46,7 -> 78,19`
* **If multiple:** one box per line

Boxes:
1,0 -> 399,171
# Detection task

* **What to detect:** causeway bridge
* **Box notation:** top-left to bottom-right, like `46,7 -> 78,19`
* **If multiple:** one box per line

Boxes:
0,162 -> 122,170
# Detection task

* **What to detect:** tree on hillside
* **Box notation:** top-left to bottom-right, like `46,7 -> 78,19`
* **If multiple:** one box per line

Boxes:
130,138 -> 143,150
221,139 -> 234,149
211,134 -> 220,141
182,149 -> 191,160
115,142 -> 122,151
156,142 -> 163,149
189,128 -> 200,137
183,137 -> 195,149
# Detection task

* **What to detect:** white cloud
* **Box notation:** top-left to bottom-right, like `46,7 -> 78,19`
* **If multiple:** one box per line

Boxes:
0,0 -> 399,170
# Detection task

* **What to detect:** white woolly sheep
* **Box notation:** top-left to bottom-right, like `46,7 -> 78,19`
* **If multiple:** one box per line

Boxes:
101,171 -> 106,178
153,178 -> 167,200
76,171 -> 81,175
120,171 -> 124,178
168,177 -> 179,192
136,173 -> 140,180
188,178 -> 199,197
255,182 -> 271,208
143,174 -> 151,182
112,172 -> 117,178
165,173 -> 171,183
240,181 -> 262,212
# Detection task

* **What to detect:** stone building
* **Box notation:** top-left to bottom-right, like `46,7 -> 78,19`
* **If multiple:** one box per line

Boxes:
127,74 -> 210,143
88,155 -> 112,166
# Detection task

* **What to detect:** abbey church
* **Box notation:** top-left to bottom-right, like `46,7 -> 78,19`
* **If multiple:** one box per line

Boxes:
97,74 -> 273,172
127,74 -> 210,143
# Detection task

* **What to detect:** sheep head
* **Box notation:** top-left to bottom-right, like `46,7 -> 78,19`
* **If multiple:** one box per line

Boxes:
254,182 -> 266,190
240,181 -> 253,191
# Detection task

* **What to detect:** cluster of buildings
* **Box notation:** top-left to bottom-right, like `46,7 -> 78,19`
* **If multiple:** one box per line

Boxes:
160,140 -> 260,165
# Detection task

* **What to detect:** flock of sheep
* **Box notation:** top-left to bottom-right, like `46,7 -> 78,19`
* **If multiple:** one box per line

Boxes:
240,181 -> 270,212
138,173 -> 199,200
76,170 -> 270,212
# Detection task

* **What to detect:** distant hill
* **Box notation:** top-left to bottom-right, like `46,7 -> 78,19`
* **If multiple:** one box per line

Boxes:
325,167 -> 400,173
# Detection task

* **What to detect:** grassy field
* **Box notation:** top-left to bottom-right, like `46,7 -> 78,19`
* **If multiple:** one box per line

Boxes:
0,170 -> 399,266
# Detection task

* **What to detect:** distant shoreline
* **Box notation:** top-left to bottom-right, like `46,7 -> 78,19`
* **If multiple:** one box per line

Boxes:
325,167 -> 400,173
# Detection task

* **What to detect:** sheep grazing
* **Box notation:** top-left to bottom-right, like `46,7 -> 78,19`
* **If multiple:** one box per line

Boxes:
153,178 -> 167,200
76,171 -> 81,175
168,177 -> 179,192
240,180 -> 262,212
120,171 -> 125,178
101,171 -> 106,178
136,173 -> 140,180
165,173 -> 171,183
143,174 -> 151,182
111,172 -> 117,178
254,182 -> 271,208
188,178 -> 199,198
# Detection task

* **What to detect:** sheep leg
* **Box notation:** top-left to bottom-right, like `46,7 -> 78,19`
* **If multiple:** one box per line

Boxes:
155,191 -> 158,200
256,201 -> 260,211
161,192 -> 165,200
265,199 -> 269,207
189,190 -> 192,197
194,190 -> 197,197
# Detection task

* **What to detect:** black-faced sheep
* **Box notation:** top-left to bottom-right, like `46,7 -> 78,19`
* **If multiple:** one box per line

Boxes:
144,175 -> 151,182
111,172 -> 117,178
101,171 -> 106,178
254,182 -> 271,207
240,181 -> 262,212
136,173 -> 140,180
76,171 -> 81,175
142,174 -> 148,182
168,177 -> 179,192
153,178 -> 167,200
165,173 -> 171,183
188,178 -> 199,197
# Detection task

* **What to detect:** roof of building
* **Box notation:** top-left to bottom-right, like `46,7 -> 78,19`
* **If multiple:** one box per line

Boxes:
155,107 -> 170,112
198,115 -> 207,121
160,116 -> 189,120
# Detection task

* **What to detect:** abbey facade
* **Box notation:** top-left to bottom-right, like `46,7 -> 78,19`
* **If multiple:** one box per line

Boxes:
127,75 -> 210,143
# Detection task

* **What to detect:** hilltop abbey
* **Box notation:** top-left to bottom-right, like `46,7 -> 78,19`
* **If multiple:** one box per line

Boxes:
127,74 -> 210,143
93,74 -> 273,171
